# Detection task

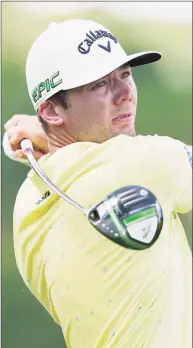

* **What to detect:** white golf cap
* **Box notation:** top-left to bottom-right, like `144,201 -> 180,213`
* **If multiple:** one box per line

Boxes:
26,19 -> 161,111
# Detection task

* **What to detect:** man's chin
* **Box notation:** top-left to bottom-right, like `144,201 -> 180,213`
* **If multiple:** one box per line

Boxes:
112,127 -> 136,138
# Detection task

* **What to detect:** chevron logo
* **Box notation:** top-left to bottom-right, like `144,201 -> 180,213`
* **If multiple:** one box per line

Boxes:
98,41 -> 111,53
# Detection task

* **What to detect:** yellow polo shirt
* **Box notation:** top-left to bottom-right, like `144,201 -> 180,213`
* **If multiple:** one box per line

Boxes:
13,134 -> 192,348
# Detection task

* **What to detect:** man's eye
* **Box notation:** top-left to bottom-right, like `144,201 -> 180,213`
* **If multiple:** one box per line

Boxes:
92,80 -> 107,89
122,71 -> 131,78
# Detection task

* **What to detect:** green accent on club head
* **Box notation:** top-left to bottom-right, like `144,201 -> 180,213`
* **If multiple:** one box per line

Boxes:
123,207 -> 156,226
103,199 -> 146,249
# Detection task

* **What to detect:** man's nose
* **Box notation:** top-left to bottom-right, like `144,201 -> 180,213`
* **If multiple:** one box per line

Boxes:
113,80 -> 133,105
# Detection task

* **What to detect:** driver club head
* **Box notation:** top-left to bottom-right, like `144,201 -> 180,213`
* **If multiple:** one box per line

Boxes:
87,185 -> 163,250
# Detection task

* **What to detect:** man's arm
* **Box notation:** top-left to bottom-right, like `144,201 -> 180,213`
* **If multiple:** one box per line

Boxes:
158,137 -> 192,214
173,144 -> 192,213
4,114 -> 48,161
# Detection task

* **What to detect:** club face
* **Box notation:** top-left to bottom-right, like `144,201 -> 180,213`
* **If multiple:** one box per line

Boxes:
88,185 -> 163,250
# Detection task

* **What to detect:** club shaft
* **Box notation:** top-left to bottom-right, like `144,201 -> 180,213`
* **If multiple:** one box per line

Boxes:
24,148 -> 85,213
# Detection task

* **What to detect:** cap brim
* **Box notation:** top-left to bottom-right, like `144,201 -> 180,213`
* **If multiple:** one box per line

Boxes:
126,51 -> 161,67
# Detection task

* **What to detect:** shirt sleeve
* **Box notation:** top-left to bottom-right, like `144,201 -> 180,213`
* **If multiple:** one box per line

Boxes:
158,137 -> 192,214
173,144 -> 192,213
3,132 -> 30,166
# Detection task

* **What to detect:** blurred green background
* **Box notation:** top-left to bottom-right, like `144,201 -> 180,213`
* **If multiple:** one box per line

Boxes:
2,2 -> 192,348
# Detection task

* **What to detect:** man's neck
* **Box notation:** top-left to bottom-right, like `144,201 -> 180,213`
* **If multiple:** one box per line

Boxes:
46,128 -> 77,154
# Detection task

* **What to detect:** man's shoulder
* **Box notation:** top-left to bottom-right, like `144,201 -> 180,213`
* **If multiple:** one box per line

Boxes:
13,171 -> 46,217
107,133 -> 178,149
132,134 -> 183,150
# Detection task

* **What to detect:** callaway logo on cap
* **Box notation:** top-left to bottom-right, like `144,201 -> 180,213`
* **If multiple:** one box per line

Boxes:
78,29 -> 118,54
25,19 -> 161,111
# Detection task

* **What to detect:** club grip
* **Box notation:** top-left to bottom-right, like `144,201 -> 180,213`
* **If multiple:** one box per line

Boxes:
21,139 -> 34,153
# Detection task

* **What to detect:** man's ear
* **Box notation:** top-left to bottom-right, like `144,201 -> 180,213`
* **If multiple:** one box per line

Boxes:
39,101 -> 64,126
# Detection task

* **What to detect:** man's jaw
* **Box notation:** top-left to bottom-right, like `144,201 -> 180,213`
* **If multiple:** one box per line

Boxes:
111,124 -> 136,138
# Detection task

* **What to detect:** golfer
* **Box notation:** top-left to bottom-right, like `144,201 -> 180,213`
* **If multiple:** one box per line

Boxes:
4,19 -> 192,348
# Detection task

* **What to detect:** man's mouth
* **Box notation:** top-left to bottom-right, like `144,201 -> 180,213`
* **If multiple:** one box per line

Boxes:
112,113 -> 133,124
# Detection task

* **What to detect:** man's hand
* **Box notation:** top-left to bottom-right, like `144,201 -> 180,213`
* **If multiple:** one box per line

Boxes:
4,114 -> 48,160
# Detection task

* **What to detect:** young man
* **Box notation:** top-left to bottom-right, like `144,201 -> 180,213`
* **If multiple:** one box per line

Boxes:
4,19 -> 192,348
